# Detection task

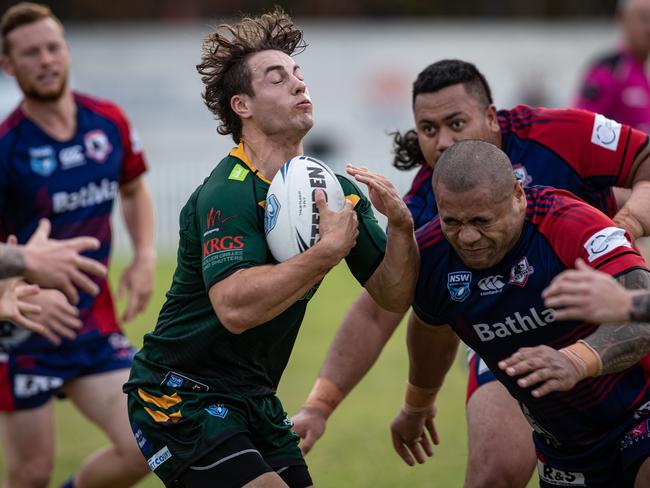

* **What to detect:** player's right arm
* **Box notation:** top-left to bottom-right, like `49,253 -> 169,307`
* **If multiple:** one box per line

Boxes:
390,313 -> 459,466
209,190 -> 358,334
291,290 -> 403,454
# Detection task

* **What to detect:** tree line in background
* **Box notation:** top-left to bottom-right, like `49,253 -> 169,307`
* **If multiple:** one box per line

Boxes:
0,0 -> 620,20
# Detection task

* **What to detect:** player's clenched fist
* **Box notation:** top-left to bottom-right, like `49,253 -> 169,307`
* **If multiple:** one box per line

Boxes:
499,345 -> 585,398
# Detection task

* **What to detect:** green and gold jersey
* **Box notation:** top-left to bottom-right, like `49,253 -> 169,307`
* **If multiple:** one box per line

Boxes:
126,144 -> 387,397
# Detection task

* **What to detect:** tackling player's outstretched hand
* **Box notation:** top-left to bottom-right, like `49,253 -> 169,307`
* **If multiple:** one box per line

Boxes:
390,405 -> 438,466
291,406 -> 327,455
498,345 -> 585,398
543,258 -> 632,323
315,189 -> 359,264
346,164 -> 413,231
20,219 -> 108,304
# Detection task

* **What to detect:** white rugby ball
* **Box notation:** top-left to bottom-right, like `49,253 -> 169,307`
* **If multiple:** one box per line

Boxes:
265,156 -> 345,262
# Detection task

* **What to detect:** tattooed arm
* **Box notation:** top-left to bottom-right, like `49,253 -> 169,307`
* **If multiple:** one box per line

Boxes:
582,267 -> 650,374
500,266 -> 650,397
630,292 -> 650,322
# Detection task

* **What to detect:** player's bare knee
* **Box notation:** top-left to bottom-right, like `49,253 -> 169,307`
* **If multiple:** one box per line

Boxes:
465,456 -> 532,488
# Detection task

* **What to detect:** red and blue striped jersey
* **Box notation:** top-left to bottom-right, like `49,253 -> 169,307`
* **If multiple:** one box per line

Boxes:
402,105 -> 648,229
0,92 -> 147,348
414,186 -> 648,447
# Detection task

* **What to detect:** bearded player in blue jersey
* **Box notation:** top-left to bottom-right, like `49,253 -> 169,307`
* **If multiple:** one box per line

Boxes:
0,3 -> 154,487
293,59 -> 650,487
390,139 -> 650,486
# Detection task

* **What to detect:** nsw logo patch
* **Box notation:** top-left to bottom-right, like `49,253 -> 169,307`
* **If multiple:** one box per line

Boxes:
29,145 -> 57,177
447,271 -> 472,302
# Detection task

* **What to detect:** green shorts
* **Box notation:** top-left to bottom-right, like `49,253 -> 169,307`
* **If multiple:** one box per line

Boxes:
126,384 -> 305,485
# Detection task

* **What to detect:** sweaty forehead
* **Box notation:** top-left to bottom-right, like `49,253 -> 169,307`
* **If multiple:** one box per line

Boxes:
247,50 -> 295,76
437,184 -> 506,218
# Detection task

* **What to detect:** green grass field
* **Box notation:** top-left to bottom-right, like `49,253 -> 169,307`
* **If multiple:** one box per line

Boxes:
0,256 -> 536,487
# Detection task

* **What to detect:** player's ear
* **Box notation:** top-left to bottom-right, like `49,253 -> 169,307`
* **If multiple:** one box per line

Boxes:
231,94 -> 252,120
514,181 -> 526,208
0,55 -> 14,77
485,104 -> 499,132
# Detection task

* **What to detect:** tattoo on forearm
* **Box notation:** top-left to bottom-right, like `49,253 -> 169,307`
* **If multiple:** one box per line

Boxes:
631,293 -> 650,322
584,268 -> 650,375
0,245 -> 26,279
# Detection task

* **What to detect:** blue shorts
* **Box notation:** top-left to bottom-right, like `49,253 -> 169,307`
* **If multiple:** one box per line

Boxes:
534,402 -> 650,487
466,348 -> 498,402
0,332 -> 134,411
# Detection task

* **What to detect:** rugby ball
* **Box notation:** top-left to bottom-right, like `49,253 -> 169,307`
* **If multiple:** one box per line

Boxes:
265,156 -> 345,262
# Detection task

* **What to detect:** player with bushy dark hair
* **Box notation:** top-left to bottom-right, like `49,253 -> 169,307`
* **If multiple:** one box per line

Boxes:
125,8 -> 418,488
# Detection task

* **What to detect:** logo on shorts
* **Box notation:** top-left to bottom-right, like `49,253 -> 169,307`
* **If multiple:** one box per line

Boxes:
537,461 -> 585,486
131,423 -> 152,455
14,374 -> 63,398
447,271 -> 472,302
166,374 -> 184,388
205,404 -> 229,419
147,445 -> 172,471
509,256 -> 534,287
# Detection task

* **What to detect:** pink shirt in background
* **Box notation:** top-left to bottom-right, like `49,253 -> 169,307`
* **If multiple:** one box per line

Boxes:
575,47 -> 650,133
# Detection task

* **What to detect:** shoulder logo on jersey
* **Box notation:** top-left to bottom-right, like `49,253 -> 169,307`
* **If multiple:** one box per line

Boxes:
228,163 -> 250,182
59,145 -> 86,169
584,226 -> 631,263
478,275 -> 506,296
203,208 -> 237,237
537,461 -> 585,486
205,404 -> 229,419
264,194 -> 281,235
512,164 -> 532,187
508,256 -> 534,287
447,271 -> 472,302
84,130 -> 113,162
591,113 -> 621,152
29,145 -> 57,177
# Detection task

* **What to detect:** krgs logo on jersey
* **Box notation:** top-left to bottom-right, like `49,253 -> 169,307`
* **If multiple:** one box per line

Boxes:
584,227 -> 631,263
509,256 -> 534,287
447,271 -> 472,302
29,145 -> 57,177
478,275 -> 505,296
537,461 -> 585,486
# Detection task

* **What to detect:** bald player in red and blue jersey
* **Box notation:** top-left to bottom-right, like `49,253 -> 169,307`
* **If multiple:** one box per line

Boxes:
391,140 -> 650,487
0,3 -> 154,487
293,59 -> 650,488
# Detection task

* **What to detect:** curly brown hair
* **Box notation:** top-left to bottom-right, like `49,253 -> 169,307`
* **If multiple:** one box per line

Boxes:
197,7 -> 306,143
